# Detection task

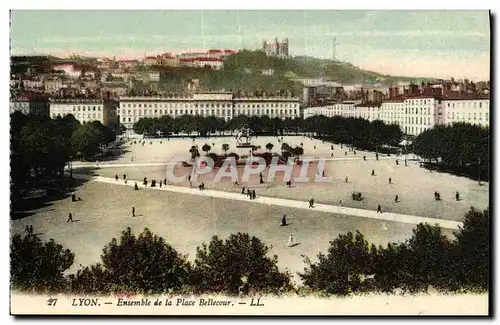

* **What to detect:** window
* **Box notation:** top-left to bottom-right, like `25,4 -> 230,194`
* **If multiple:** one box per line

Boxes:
479,102 -> 482,108
154,104 -> 158,108
138,104 -> 142,108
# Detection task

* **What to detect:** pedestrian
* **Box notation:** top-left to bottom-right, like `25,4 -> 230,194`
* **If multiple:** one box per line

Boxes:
201,182 -> 205,190
29,225 -> 33,236
322,170 -> 325,177
281,215 -> 287,227
159,181 -> 162,188
376,153 -> 379,161
314,145 -> 316,149
199,184 -> 202,191
377,205 -> 382,213
123,174 -> 126,180
405,159 -> 408,166
371,169 -> 375,176
132,207 -> 135,217
331,145 -> 333,150
309,198 -> 314,208
134,182 -> 139,190
164,178 -> 167,186
345,177 -> 348,183
396,159 -> 399,165
395,195 -> 399,202
288,233 -> 295,247
247,188 -> 251,199
252,189 -> 256,200
115,174 -> 119,181
188,175 -> 192,187
345,151 -> 347,156
241,186 -> 246,194
389,177 -> 392,184
331,152 -> 334,157
67,212 -> 74,222
455,191 -> 460,201
339,199 -> 342,207
363,155 -> 366,161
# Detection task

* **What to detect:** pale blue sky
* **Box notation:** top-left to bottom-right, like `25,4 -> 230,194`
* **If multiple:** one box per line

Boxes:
10,10 -> 490,80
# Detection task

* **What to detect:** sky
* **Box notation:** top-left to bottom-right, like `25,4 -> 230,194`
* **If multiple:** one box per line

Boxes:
10,10 -> 491,80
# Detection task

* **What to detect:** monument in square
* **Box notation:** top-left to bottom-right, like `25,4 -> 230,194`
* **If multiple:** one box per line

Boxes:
235,126 -> 254,148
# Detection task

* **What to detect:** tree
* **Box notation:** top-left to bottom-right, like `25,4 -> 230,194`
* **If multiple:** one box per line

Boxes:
299,231 -> 371,295
10,234 -> 74,293
265,142 -> 274,152
202,143 -> 211,155
222,144 -> 230,155
71,123 -> 102,159
93,227 -> 192,294
189,145 -> 200,160
192,233 -> 291,295
451,207 -> 489,291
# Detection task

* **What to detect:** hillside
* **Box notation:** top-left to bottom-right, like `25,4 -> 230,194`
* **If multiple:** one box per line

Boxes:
159,50 -> 433,93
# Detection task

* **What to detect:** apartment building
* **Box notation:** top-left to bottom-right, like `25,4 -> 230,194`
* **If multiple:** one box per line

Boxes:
49,98 -> 118,125
118,92 -> 300,130
442,97 -> 490,127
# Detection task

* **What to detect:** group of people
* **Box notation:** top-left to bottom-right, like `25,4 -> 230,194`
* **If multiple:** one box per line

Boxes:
241,187 -> 257,200
24,225 -> 34,236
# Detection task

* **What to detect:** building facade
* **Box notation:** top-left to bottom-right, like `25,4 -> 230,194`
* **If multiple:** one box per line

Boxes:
262,37 -> 289,58
118,92 -> 300,129
442,98 -> 490,127
10,95 -> 50,116
49,98 -> 118,125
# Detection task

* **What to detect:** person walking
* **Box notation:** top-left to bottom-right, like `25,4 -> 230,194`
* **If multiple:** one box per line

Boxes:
115,174 -> 119,181
455,191 -> 460,201
29,225 -> 34,236
389,177 -> 392,184
132,207 -> 135,217
309,198 -> 315,208
395,195 -> 399,203
371,169 -> 375,176
252,189 -> 256,200
345,177 -> 348,183
281,215 -> 287,227
241,186 -> 246,194
247,188 -> 252,199
67,212 -> 74,222
288,233 -> 295,247
377,205 -> 382,213
396,159 -> 399,165
201,182 -> 205,190
123,174 -> 127,180
134,182 -> 139,190
188,175 -> 192,187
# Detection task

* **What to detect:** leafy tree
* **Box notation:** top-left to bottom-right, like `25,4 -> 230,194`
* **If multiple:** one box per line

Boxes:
192,233 -> 291,295
189,145 -> 200,160
201,143 -> 211,155
71,123 -> 102,159
10,234 -> 74,293
222,143 -> 230,154
299,231 -> 371,295
265,142 -> 274,152
88,227 -> 192,294
451,207 -> 489,291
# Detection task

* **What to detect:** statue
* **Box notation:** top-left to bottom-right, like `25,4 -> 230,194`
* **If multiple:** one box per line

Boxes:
235,126 -> 252,146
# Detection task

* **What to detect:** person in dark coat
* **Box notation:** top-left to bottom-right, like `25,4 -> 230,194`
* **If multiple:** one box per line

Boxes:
115,174 -> 119,181
241,186 -> 246,194
134,182 -> 139,190
389,177 -> 392,184
395,195 -> 399,203
371,169 -> 375,176
281,215 -> 287,226
67,212 -> 74,222
455,191 -> 460,201
252,190 -> 256,200
132,207 -> 135,217
309,198 -> 314,208
377,205 -> 382,213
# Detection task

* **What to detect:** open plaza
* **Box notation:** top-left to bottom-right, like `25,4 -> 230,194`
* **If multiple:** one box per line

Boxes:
11,136 -> 489,283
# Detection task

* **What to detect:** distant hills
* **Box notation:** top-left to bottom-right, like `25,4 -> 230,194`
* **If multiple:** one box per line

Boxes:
10,51 -> 434,92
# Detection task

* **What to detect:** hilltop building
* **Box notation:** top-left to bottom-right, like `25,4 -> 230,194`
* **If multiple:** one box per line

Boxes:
262,38 -> 289,58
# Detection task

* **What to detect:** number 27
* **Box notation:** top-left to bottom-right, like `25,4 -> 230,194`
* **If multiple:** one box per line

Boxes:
47,298 -> 58,306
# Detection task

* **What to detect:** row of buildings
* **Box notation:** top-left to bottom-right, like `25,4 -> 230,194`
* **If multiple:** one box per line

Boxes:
11,90 -> 489,137
304,95 -> 490,136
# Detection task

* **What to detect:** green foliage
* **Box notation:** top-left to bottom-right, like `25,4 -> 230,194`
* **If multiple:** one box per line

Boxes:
299,231 -> 372,295
300,208 -> 489,296
201,143 -> 211,154
70,228 -> 192,294
10,234 -> 74,293
192,233 -> 292,295
451,208 -> 489,290
414,123 -> 489,178
71,123 -> 102,159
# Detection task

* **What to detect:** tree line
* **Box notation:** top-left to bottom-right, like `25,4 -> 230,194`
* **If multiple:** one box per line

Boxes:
413,122 -> 489,181
11,207 -> 488,296
10,112 -> 117,211
132,114 -> 403,151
